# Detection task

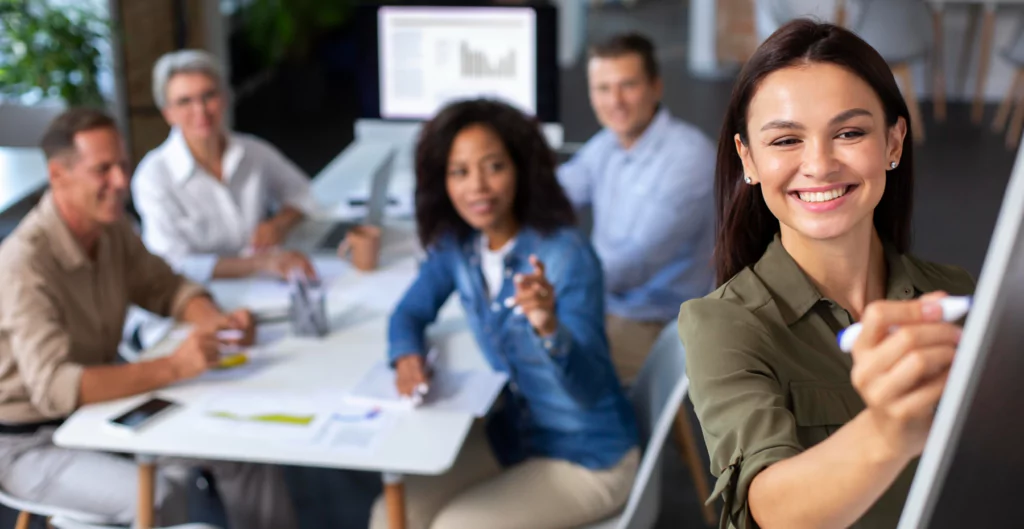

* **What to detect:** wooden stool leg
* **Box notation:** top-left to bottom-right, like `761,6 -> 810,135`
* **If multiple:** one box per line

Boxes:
1006,85 -> 1024,150
957,5 -> 982,96
835,0 -> 846,27
993,69 -> 1024,132
674,407 -> 717,527
15,511 -> 31,529
972,7 -> 997,124
932,8 -> 947,122
893,64 -> 926,143
383,473 -> 407,529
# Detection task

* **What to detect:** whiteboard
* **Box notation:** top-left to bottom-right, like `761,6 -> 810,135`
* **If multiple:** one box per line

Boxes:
897,144 -> 1024,528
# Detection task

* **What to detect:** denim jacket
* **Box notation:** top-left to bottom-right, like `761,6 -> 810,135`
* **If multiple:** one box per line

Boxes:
389,226 -> 638,470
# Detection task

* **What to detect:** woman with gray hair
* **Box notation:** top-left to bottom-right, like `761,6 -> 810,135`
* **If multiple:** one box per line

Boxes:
132,49 -> 317,282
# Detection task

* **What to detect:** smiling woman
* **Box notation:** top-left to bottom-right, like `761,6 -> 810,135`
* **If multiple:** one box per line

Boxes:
678,20 -> 976,529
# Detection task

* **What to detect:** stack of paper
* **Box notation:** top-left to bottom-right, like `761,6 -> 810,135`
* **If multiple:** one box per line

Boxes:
344,360 -> 508,417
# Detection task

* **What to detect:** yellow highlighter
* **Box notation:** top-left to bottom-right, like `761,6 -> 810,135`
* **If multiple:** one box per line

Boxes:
217,352 -> 250,369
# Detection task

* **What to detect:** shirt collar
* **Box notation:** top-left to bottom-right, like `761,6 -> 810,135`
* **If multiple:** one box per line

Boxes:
165,127 -> 246,184
461,227 -> 540,268
753,234 -> 923,325
614,106 -> 672,157
39,192 -> 96,271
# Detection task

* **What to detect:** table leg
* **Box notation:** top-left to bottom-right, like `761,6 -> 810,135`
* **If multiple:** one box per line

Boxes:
971,5 -> 997,124
383,472 -> 407,529
137,455 -> 157,529
932,7 -> 947,122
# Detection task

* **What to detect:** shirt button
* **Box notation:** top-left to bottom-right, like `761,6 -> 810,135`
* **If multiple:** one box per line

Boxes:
509,382 -> 519,393
504,268 -> 513,278
543,339 -> 553,349
484,325 -> 491,332
491,302 -> 500,312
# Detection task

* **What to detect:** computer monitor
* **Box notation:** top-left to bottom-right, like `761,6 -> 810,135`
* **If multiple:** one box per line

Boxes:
355,2 -> 559,124
896,145 -> 1024,527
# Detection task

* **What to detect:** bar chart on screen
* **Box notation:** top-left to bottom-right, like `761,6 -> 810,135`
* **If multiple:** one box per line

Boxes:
379,6 -> 536,119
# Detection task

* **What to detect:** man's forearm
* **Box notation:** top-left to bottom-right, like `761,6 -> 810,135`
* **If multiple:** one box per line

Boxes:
78,356 -> 184,406
211,256 -> 262,279
180,294 -> 223,325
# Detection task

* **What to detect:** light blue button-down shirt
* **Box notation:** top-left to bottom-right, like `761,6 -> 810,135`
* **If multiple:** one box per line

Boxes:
558,107 -> 717,322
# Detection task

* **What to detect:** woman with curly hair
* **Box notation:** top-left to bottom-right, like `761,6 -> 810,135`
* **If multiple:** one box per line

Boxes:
368,99 -> 639,529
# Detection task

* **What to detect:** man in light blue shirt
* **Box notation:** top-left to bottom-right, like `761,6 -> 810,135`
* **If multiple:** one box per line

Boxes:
558,33 -> 716,382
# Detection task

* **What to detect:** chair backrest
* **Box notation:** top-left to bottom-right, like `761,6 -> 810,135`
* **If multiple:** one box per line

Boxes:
50,516 -> 222,529
755,0 -> 844,42
1003,15 -> 1024,65
616,322 -> 690,529
846,0 -> 933,62
0,486 -> 114,525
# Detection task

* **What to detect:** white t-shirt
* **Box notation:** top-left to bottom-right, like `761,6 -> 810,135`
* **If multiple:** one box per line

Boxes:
479,235 -> 515,300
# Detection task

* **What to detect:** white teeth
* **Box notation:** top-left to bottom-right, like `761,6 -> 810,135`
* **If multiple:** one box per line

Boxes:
797,186 -> 848,203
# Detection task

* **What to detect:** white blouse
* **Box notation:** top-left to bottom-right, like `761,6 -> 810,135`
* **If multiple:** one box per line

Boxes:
132,128 -> 316,283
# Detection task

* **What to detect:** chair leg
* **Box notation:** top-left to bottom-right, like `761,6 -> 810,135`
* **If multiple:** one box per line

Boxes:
931,8 -> 947,122
957,5 -> 982,96
1006,85 -> 1024,150
673,407 -> 717,527
834,0 -> 846,27
892,64 -> 926,144
15,511 -> 31,529
972,7 -> 997,124
992,69 -> 1023,132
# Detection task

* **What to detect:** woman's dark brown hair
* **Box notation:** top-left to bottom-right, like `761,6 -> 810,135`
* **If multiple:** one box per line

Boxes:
414,98 -> 576,247
715,19 -> 914,285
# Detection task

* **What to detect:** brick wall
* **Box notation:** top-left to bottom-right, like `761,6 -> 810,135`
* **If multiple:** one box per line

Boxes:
716,0 -> 758,66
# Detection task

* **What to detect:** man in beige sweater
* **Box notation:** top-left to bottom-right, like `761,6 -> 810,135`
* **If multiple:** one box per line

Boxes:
0,108 -> 297,529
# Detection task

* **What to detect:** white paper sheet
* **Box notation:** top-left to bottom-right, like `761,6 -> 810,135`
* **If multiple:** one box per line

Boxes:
189,390 -> 393,453
344,360 -> 507,417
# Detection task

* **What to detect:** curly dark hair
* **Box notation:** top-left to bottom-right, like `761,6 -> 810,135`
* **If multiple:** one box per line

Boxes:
414,99 -> 576,247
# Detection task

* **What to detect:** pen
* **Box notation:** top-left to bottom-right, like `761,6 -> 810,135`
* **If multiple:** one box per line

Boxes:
415,348 -> 440,397
837,296 -> 972,353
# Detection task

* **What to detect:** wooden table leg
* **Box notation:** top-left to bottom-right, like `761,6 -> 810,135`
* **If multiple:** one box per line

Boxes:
137,456 -> 156,529
674,407 -> 717,527
971,5 -> 997,124
15,511 -> 30,529
932,7 -> 947,122
383,473 -> 407,529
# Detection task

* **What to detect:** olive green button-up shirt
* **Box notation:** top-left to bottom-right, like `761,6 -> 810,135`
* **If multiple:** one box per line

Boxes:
679,236 -> 975,529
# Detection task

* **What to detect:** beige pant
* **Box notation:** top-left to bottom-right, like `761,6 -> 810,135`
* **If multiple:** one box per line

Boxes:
0,428 -> 297,529
605,314 -> 667,384
368,423 -> 639,529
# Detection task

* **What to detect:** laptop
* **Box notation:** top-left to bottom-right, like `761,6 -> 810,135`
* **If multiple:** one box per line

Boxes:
316,149 -> 396,250
896,147 -> 1024,528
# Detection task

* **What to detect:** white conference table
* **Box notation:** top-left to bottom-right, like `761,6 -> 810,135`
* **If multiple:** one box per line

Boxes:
53,224 -> 489,529
0,147 -> 48,215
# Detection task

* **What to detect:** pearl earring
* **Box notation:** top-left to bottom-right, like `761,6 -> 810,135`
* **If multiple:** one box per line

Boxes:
890,161 -> 898,169
743,175 -> 752,184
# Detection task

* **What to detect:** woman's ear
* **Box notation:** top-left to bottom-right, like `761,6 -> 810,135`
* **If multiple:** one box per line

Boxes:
886,116 -> 908,164
734,133 -> 758,184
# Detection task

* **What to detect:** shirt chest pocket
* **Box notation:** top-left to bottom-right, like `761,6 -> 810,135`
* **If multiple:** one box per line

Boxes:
789,382 -> 864,445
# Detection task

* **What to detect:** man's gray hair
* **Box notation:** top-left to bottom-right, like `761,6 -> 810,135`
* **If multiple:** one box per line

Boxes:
151,49 -> 223,109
